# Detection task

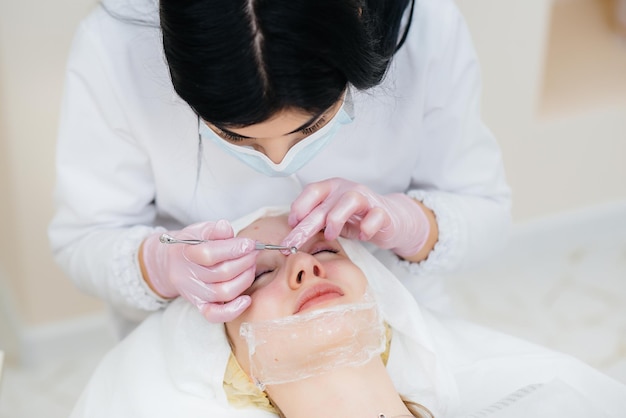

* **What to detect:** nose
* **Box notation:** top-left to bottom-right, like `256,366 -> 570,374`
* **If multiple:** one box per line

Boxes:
257,135 -> 303,164
260,141 -> 291,164
286,252 -> 326,289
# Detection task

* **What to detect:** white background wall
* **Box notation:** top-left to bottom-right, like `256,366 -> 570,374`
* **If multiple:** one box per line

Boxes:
0,0 -> 103,353
1,0 -> 625,357
456,0 -> 626,219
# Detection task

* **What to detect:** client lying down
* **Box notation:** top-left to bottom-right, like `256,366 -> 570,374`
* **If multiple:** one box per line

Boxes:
71,207 -> 626,418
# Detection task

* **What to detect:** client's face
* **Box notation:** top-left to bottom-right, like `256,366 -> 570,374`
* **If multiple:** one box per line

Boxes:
225,215 -> 369,368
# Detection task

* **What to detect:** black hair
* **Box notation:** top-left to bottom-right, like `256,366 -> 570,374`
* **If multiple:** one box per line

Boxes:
160,0 -> 414,127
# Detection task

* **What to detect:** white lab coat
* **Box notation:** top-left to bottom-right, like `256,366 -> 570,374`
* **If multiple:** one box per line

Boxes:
49,0 -> 511,327
70,236 -> 626,418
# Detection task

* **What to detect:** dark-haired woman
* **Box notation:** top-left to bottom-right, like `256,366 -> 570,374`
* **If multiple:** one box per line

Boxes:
49,0 -> 511,335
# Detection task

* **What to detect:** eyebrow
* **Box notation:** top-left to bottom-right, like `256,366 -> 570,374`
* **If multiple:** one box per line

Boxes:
214,110 -> 326,140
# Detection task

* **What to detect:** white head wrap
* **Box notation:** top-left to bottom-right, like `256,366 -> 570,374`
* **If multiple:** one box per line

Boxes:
231,206 -> 459,415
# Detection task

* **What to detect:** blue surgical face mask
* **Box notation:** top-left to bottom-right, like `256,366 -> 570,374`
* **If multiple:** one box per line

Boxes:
199,94 -> 354,177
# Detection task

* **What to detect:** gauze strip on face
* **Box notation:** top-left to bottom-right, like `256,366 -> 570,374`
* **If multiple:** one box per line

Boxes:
239,289 -> 385,390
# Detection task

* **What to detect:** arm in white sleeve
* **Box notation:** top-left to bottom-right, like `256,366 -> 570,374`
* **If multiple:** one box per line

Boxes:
402,0 -> 512,275
49,13 -> 168,314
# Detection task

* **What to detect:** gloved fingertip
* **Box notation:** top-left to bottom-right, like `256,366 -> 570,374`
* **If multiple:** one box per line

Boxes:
193,300 -> 209,314
279,237 -> 293,249
243,238 -> 258,253
215,219 -> 234,235
280,229 -> 305,250
233,294 -> 252,312
201,296 -> 251,323
324,227 -> 339,242
287,212 -> 299,227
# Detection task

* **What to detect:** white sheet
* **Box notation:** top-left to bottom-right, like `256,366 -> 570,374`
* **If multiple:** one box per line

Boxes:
460,380 -> 607,418
429,314 -> 626,417
71,208 -> 626,417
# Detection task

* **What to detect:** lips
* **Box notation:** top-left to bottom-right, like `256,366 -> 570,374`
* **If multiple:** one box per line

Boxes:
295,283 -> 344,314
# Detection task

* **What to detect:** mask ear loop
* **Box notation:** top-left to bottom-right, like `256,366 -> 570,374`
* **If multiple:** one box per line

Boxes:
193,114 -> 204,197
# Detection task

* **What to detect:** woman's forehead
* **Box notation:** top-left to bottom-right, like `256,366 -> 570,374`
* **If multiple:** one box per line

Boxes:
237,215 -> 290,239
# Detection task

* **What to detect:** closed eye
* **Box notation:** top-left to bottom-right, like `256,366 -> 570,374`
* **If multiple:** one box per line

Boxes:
311,248 -> 339,256
254,269 -> 275,281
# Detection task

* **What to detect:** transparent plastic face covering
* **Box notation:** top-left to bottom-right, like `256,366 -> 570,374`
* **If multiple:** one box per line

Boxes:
239,288 -> 385,390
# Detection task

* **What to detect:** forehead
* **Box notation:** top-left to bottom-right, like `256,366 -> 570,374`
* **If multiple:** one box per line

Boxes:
236,215 -> 290,241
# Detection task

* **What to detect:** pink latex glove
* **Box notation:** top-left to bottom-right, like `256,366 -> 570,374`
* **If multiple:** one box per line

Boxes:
282,178 -> 430,258
141,220 -> 258,322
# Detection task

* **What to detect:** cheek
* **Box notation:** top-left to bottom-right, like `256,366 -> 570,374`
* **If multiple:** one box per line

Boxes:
228,285 -> 288,374
325,262 -> 369,297
351,266 -> 369,293
245,284 -> 289,322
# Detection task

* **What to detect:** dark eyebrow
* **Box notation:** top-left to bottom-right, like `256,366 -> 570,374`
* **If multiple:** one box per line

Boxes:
214,110 -> 326,140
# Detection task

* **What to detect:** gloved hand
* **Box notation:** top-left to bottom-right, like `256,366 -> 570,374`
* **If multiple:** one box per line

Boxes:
140,220 -> 258,322
281,178 -> 430,258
